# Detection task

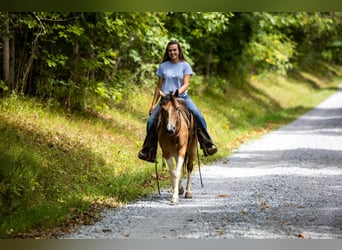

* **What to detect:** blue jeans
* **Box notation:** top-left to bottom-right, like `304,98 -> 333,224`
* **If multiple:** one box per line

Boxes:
147,96 -> 209,139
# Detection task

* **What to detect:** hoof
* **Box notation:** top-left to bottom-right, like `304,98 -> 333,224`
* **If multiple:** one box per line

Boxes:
179,186 -> 184,195
171,196 -> 179,204
185,192 -> 192,199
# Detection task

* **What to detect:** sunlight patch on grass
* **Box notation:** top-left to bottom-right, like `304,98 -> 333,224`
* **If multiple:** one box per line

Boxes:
0,70 -> 341,238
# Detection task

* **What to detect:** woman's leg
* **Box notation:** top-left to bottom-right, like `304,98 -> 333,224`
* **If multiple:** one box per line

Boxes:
184,96 -> 217,156
184,96 -> 207,130
147,103 -> 160,133
138,104 -> 160,163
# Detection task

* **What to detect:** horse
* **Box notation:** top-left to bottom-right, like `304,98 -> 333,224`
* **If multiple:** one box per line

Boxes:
157,89 -> 198,204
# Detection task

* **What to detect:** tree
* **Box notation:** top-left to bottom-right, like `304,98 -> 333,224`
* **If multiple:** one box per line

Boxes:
163,12 -> 233,77
1,12 -> 14,91
1,12 -> 341,107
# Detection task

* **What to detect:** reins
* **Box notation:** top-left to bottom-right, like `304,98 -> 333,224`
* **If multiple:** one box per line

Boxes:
155,160 -> 161,195
195,125 -> 204,188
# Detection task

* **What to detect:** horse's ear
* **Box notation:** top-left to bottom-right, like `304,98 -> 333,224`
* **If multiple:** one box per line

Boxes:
159,90 -> 166,97
174,89 -> 179,97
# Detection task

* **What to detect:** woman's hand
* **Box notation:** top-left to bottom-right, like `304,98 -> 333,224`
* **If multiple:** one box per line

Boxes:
149,104 -> 157,116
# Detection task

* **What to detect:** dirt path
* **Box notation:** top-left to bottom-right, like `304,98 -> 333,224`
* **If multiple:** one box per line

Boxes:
61,86 -> 342,239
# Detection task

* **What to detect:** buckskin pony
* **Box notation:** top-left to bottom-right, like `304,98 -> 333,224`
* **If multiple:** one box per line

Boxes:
157,89 -> 197,204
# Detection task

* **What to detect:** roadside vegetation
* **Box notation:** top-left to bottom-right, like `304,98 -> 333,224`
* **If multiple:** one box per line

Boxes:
1,12 -> 342,238
1,70 -> 340,238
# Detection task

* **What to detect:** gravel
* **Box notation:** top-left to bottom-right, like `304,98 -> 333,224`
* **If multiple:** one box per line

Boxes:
61,86 -> 342,239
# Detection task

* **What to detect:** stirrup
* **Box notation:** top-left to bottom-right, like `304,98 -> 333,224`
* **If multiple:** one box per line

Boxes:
203,144 -> 218,157
138,148 -> 156,163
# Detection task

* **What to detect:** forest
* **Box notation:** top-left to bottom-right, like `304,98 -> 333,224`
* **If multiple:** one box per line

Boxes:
1,12 -> 342,109
1,12 -> 342,238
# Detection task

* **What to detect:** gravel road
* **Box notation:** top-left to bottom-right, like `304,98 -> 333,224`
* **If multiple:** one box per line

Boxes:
61,86 -> 342,239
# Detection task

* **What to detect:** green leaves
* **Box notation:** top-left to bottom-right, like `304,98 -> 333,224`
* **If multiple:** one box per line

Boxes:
1,12 -> 341,110
0,81 -> 8,91
46,54 -> 68,68
245,32 -> 296,75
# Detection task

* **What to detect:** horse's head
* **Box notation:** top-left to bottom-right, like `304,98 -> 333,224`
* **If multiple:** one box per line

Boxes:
159,89 -> 181,136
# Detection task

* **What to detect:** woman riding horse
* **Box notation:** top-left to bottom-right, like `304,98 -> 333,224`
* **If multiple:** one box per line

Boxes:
138,40 -> 217,163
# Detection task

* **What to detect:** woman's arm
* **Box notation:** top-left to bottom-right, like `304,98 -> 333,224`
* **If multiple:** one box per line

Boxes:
178,74 -> 191,95
149,77 -> 164,115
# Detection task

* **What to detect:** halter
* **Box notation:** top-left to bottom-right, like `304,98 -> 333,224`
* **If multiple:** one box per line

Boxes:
159,95 -> 191,138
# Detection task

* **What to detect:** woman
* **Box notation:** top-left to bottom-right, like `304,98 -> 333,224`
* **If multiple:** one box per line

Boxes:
138,40 -> 217,163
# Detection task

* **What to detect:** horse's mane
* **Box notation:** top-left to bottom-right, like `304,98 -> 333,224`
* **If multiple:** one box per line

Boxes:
176,97 -> 186,107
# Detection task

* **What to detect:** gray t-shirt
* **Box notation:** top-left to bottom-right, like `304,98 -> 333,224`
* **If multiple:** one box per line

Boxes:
156,61 -> 193,97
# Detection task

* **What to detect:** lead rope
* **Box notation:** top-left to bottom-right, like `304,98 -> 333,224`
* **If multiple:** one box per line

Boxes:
188,110 -> 204,188
183,108 -> 204,188
193,116 -> 204,188
196,141 -> 204,188
155,159 -> 161,195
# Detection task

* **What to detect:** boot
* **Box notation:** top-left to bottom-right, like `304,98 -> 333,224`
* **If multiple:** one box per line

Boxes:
138,125 -> 158,163
196,123 -> 218,157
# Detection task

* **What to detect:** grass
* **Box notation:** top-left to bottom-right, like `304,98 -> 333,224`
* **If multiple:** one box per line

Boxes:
192,71 -> 341,161
0,95 -> 156,237
0,68 -> 341,238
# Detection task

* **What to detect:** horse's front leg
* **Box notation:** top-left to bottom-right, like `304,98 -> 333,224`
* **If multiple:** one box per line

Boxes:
167,156 -> 184,204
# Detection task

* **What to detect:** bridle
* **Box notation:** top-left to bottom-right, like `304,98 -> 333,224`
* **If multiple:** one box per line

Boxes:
160,95 -> 190,138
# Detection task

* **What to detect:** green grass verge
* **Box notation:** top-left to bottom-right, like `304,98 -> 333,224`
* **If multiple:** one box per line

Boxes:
0,70 -> 341,238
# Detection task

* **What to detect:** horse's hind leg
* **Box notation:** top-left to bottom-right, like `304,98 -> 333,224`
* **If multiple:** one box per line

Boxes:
185,160 -> 193,199
178,179 -> 184,195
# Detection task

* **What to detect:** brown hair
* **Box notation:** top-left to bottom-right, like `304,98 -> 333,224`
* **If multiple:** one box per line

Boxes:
161,40 -> 187,63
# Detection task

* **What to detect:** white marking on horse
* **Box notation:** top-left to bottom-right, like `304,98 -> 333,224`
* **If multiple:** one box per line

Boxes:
166,106 -> 174,133
167,156 -> 184,203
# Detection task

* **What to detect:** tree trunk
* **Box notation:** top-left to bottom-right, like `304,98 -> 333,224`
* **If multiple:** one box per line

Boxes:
21,41 -> 37,95
9,35 -> 15,88
21,12 -> 45,95
2,15 -> 10,84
